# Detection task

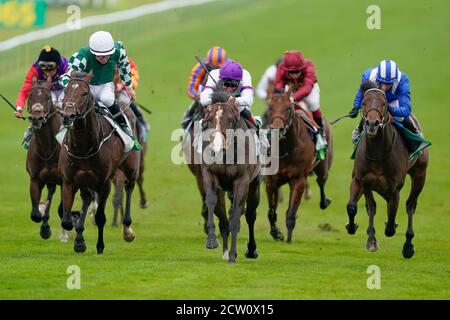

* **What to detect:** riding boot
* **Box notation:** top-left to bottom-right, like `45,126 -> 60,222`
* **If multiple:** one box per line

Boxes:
352,118 -> 364,144
312,112 -> 327,160
22,125 -> 33,149
109,102 -> 134,137
402,115 -> 420,135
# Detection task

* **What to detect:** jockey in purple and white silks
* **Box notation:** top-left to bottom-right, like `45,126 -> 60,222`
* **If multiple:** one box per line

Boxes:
349,60 -> 420,142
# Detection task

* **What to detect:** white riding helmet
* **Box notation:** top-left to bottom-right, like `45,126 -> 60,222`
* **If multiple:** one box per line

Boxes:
89,31 -> 115,56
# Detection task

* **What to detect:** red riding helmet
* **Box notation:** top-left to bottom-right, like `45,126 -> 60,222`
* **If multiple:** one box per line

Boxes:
282,50 -> 304,71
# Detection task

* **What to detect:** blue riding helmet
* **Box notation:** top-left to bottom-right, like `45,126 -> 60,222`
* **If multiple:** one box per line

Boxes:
376,60 -> 399,84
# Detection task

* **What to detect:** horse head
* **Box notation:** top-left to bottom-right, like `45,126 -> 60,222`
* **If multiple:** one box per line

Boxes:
28,76 -> 53,129
266,87 -> 294,137
205,89 -> 240,153
61,71 -> 94,129
361,80 -> 389,137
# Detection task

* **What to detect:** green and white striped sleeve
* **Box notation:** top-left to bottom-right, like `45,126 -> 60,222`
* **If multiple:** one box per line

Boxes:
59,51 -> 88,87
117,42 -> 132,87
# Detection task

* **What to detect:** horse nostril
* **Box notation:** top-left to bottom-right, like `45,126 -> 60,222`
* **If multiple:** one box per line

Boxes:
365,119 -> 370,126
375,120 -> 380,126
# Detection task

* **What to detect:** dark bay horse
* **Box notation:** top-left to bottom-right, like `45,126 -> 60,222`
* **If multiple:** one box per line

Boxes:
201,91 -> 260,263
59,72 -> 140,253
182,103 -> 228,238
112,120 -> 149,227
26,77 -> 65,240
263,89 -> 333,243
346,80 -> 428,258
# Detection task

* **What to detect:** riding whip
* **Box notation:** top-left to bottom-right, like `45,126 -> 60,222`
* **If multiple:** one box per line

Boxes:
135,102 -> 152,115
0,93 -> 25,120
330,114 -> 352,125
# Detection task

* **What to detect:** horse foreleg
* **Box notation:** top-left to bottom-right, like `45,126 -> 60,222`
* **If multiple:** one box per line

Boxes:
286,177 -> 306,243
346,177 -> 363,235
112,173 -> 125,227
314,161 -> 332,209
122,180 -> 136,242
403,169 -> 426,258
203,172 -> 219,250
245,178 -> 260,259
39,183 -> 56,239
95,182 -> 110,254
265,178 -> 284,241
61,182 -> 75,231
364,190 -> 378,252
229,178 -> 249,263
385,191 -> 399,237
30,178 -> 44,223
216,190 -> 229,260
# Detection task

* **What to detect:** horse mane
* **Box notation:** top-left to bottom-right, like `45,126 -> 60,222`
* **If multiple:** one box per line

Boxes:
211,89 -> 231,104
360,80 -> 378,94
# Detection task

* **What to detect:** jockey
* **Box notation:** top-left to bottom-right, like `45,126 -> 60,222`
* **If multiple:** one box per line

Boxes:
275,50 -> 326,140
349,60 -> 420,142
59,31 -> 135,137
182,46 -> 228,129
200,60 -> 257,126
255,58 -> 282,100
114,57 -> 149,141
14,45 -> 69,148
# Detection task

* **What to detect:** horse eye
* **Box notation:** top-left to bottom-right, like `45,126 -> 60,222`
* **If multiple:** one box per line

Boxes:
81,92 -> 88,97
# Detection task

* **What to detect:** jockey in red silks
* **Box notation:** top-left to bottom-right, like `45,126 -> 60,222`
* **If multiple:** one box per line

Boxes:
14,46 -> 69,148
182,46 -> 228,129
275,50 -> 325,137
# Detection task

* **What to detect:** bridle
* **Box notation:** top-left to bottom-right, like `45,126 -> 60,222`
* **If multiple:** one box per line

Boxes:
268,93 -> 295,139
362,88 -> 390,129
62,78 -> 94,120
27,86 -> 59,125
205,102 -> 240,150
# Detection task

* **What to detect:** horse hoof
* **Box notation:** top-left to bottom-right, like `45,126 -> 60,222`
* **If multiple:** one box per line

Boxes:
123,229 -> 135,242
40,225 -> 52,240
366,240 -> 379,252
31,212 -> 42,223
346,223 -> 359,235
111,222 -> 118,228
384,227 -> 396,237
205,236 -> 219,249
228,258 -> 237,264
140,200 -> 150,209
97,245 -> 104,254
320,198 -> 332,210
402,243 -> 415,259
74,242 -> 87,253
270,229 -> 284,241
245,248 -> 259,259
222,250 -> 229,260
61,220 -> 73,231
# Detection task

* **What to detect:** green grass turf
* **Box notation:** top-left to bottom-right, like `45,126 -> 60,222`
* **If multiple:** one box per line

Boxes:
0,0 -> 449,299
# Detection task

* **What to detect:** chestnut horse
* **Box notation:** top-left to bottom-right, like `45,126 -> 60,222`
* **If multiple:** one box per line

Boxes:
26,77 -> 66,240
201,90 -> 260,263
346,80 -> 428,258
263,89 -> 333,243
59,72 -> 140,253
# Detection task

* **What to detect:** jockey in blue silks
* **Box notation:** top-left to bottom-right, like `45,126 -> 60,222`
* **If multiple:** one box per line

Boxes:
349,60 -> 420,142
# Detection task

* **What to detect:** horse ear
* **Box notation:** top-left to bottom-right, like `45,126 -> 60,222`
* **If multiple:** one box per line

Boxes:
70,70 -> 77,78
84,70 -> 93,83
286,85 -> 292,96
267,81 -> 274,100
46,75 -> 52,85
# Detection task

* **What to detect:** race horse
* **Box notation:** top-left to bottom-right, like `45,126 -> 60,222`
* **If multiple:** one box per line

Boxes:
263,88 -> 333,243
346,80 -> 428,258
59,71 -> 140,253
26,77 -> 68,241
111,121 -> 150,227
181,102 -> 228,238
201,90 -> 261,263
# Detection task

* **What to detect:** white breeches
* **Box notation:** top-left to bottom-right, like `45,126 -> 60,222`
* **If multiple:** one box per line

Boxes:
89,82 -> 115,107
300,83 -> 320,112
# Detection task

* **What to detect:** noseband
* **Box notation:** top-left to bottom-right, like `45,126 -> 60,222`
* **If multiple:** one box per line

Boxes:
28,86 -> 58,124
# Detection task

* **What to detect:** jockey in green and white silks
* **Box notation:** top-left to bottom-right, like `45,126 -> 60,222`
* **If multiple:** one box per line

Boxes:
59,31 -> 135,136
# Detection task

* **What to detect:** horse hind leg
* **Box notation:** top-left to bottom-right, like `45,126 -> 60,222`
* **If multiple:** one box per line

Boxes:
403,169 -> 426,259
122,180 -> 136,243
138,164 -> 149,209
266,180 -> 284,241
245,178 -> 260,259
112,172 -> 125,227
314,162 -> 332,209
364,191 -> 378,252
346,177 -> 363,235
204,177 -> 219,250
39,184 -> 56,239
96,182 -> 110,254
385,192 -> 400,237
